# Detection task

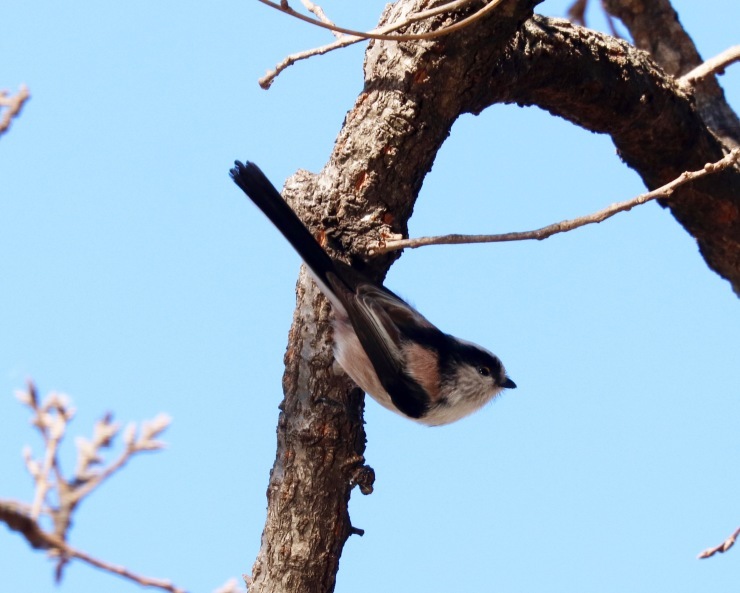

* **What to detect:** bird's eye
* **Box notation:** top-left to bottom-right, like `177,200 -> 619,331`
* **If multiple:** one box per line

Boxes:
477,366 -> 491,377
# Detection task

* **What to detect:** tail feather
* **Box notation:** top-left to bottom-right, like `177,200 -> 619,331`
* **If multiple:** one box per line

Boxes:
230,161 -> 338,293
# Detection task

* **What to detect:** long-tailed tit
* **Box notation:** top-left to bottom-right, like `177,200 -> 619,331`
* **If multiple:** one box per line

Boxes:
230,161 -> 516,426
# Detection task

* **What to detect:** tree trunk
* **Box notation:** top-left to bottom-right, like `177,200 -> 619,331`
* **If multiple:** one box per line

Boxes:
248,1 -> 739,592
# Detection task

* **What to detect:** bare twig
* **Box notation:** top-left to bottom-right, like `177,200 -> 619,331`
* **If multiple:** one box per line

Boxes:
370,148 -> 740,254
70,414 -> 170,505
19,383 -> 170,522
259,0 -> 502,88
5,383 -> 175,588
698,526 -> 740,559
0,500 -> 185,593
30,419 -> 62,519
0,84 -> 30,137
300,0 -> 341,38
57,537 -> 185,593
260,35 -> 360,89
212,578 -> 247,593
17,385 -> 75,520
680,45 -> 740,85
259,0 -> 483,41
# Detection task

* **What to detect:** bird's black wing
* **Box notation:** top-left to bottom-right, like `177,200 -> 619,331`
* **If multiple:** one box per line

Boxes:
231,160 -> 429,419
230,161 -> 340,298
334,279 -> 431,419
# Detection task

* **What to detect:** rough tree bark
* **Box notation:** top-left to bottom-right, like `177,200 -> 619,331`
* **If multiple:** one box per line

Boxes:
248,1 -> 739,592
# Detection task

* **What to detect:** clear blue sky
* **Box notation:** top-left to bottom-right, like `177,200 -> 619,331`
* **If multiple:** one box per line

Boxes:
2,1 -> 738,592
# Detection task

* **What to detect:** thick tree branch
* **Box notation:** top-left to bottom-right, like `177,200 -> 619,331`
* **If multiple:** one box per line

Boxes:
602,0 -> 740,149
473,16 -> 740,294
602,0 -> 703,75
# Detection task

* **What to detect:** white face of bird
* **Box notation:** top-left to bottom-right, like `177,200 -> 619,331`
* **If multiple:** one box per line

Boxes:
413,360 -> 504,426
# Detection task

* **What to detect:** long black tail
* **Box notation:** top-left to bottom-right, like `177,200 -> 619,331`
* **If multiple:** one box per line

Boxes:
229,161 -> 339,293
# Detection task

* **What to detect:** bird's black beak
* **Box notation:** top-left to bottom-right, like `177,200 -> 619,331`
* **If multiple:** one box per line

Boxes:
501,377 -> 517,389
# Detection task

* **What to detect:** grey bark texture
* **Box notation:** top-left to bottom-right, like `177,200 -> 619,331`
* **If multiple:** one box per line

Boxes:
248,1 -> 739,592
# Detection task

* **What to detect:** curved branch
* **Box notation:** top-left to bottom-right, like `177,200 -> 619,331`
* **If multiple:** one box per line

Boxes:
602,0 -> 740,149
472,16 -> 740,294
259,0 -> 499,42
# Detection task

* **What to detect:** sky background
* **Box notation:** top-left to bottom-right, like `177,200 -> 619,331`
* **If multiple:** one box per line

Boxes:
1,1 -> 739,592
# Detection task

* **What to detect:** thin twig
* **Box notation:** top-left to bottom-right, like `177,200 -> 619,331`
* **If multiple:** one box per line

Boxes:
0,84 -> 30,137
680,45 -> 740,85
0,500 -> 185,593
698,526 -> 740,559
370,149 -> 740,254
259,0 -> 472,40
25,388 -> 72,520
10,385 -> 174,586
260,35 -> 360,89
259,0 -> 504,41
59,538 -> 185,593
71,447 -> 140,503
213,578 -> 247,593
300,0 -> 342,39
69,415 -> 169,504
30,426 -> 62,519
259,0 -> 496,88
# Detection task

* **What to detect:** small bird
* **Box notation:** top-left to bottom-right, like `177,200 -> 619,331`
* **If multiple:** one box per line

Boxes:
230,161 -> 516,426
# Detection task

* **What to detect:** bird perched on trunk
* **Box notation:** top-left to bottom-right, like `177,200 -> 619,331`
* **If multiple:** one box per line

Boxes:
230,161 -> 516,426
